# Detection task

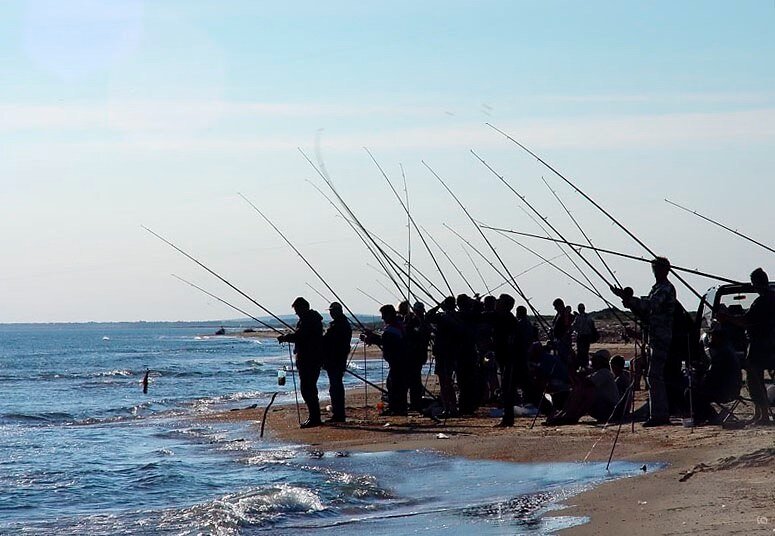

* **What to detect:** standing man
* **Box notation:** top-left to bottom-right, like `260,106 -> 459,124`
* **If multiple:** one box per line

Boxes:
612,257 -> 676,427
277,297 -> 324,428
428,297 -> 462,418
551,298 -> 573,366
405,302 -> 431,412
362,304 -> 409,416
487,294 -> 518,427
322,302 -> 352,423
718,267 -> 775,425
572,303 -> 596,367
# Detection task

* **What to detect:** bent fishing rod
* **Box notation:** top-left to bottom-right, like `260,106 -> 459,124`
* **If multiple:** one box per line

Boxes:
423,161 -> 552,336
665,198 -> 775,256
486,123 -> 709,304
239,193 -> 369,333
143,226 -> 294,330
366,147 -> 454,296
479,225 -> 741,285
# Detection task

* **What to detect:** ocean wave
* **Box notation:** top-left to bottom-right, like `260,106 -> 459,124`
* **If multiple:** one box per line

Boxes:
157,485 -> 325,534
1,411 -> 76,425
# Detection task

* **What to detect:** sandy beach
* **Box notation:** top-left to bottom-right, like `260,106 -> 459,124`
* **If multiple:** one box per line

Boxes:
205,339 -> 775,535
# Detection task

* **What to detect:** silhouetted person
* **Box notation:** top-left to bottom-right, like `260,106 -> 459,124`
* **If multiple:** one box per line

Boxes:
362,304 -> 409,416
689,320 -> 741,425
405,302 -> 431,411
487,294 -> 518,427
429,296 -> 462,417
456,294 -> 481,415
322,302 -> 352,423
278,297 -> 324,428
610,354 -> 631,399
718,267 -> 775,425
572,303 -> 596,366
612,257 -> 676,427
514,305 -> 536,395
551,298 -> 573,364
544,350 -> 619,425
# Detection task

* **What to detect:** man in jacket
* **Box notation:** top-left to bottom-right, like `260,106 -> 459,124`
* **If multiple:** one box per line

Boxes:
278,297 -> 324,428
322,302 -> 352,423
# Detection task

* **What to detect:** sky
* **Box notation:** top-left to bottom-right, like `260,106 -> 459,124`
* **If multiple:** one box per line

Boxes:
1,0 -> 774,323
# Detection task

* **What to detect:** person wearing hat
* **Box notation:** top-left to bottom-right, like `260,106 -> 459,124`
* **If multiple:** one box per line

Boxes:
322,302 -> 352,423
718,267 -> 775,425
612,256 -> 676,427
277,297 -> 324,428
361,304 -> 409,416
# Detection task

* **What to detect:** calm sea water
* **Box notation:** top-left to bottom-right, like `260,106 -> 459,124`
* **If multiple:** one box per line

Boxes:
2,323 -> 646,535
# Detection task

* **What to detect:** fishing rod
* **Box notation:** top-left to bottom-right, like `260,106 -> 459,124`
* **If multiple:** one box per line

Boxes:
541,176 -> 622,287
357,287 -> 384,306
489,231 -> 598,296
423,161 -> 552,336
444,223 -> 549,333
172,274 -> 282,334
401,163 -> 411,301
488,251 -> 574,294
471,149 -> 617,296
143,226 -> 294,331
486,123 -> 708,304
305,282 -> 332,305
375,278 -> 403,303
367,230 -> 446,302
300,149 -> 408,299
365,148 -> 455,296
462,244 -> 491,295
422,225 -> 477,295
479,225 -> 741,284
472,150 -> 624,326
665,198 -> 775,256
306,178 -> 435,304
301,157 -> 438,304
239,193 -> 369,332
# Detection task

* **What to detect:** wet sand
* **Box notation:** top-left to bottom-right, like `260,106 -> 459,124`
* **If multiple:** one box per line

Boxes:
207,341 -> 775,534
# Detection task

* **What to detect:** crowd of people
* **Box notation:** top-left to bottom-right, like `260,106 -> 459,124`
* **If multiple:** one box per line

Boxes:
277,260 -> 775,429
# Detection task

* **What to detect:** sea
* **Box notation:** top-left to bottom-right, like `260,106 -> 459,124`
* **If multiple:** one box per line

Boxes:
1,322 -> 648,535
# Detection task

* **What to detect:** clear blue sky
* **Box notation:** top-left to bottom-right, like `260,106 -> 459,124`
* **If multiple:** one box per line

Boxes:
2,1 -> 774,322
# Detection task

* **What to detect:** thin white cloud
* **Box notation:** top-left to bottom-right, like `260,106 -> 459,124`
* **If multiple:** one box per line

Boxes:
2,103 -> 774,152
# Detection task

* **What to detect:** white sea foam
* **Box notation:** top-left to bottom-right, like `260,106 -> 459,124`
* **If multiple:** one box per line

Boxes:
158,484 -> 325,534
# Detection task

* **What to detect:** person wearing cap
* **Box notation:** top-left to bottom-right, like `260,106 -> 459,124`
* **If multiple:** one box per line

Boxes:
718,267 -> 775,425
611,256 -> 676,427
277,297 -> 324,428
322,302 -> 352,423
405,301 -> 431,412
361,304 -> 409,416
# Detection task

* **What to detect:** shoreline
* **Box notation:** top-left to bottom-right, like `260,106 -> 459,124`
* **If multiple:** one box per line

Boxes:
204,366 -> 774,534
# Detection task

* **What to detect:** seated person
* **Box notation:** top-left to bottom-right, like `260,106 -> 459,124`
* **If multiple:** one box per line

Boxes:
525,342 -> 570,415
610,354 -> 632,398
544,350 -> 620,425
689,320 -> 742,425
